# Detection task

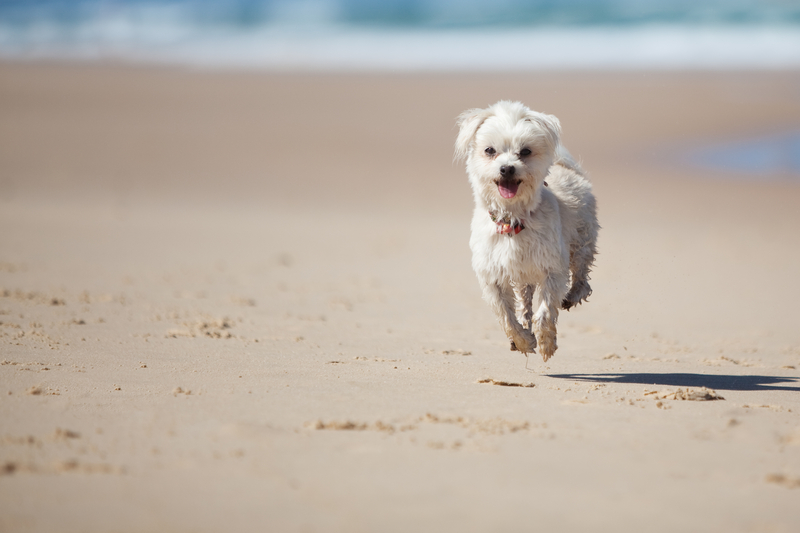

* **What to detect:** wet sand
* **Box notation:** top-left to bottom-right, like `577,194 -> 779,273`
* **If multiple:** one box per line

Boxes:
1,63 -> 800,532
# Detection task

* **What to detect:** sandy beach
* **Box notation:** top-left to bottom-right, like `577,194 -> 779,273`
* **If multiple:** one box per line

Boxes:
1,62 -> 800,532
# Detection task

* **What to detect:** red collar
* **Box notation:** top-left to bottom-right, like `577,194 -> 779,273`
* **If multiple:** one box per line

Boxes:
488,210 -> 525,236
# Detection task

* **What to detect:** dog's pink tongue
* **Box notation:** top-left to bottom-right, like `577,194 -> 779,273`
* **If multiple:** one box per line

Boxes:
498,181 -> 519,199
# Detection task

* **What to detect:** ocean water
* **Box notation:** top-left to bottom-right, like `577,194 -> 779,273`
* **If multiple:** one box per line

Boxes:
687,132 -> 800,178
1,0 -> 800,70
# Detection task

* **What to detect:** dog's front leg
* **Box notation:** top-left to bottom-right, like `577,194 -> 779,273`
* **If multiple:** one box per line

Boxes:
480,278 -> 537,354
514,283 -> 535,332
533,273 -> 567,361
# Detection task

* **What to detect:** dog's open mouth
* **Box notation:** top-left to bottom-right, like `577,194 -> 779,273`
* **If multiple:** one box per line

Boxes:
495,178 -> 522,199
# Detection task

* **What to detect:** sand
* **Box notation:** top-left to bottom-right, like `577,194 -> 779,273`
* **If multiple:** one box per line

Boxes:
1,62 -> 800,532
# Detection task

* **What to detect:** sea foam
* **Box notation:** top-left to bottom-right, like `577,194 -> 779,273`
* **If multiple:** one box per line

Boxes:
1,1 -> 799,71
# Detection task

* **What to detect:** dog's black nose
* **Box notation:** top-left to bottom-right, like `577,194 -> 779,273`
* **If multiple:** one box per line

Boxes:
500,165 -> 515,177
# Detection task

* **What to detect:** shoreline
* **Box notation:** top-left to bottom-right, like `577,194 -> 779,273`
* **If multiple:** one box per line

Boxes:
3,24 -> 800,71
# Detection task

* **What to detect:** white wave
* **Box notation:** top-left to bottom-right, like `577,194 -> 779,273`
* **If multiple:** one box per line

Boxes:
2,23 -> 800,70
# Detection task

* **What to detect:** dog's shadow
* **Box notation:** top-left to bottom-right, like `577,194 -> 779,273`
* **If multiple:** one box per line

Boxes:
545,372 -> 800,392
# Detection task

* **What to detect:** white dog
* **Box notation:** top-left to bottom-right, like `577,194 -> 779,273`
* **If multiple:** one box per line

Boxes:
455,101 -> 598,362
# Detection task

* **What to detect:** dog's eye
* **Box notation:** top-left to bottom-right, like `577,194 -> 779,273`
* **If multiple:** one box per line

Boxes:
519,148 -> 532,157
485,147 -> 496,156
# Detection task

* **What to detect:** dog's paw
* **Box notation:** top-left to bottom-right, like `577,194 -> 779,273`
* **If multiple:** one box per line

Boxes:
538,334 -> 557,362
533,318 -> 557,361
509,330 -> 537,354
561,282 -> 592,311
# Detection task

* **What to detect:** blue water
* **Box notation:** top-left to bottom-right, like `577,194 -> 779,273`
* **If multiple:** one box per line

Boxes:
2,1 -> 799,29
1,1 -> 800,70
688,132 -> 800,178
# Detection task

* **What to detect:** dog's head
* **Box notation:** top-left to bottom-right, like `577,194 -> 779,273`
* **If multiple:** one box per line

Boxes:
455,101 -> 560,208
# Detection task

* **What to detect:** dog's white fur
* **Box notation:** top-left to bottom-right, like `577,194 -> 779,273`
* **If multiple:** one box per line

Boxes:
455,101 -> 598,361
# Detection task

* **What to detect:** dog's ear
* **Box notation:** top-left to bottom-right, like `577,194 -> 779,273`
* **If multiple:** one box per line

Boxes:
455,107 -> 493,162
527,111 -> 561,150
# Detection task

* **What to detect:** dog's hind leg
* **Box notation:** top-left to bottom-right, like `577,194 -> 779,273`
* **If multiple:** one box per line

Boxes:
562,239 -> 596,311
480,278 -> 537,354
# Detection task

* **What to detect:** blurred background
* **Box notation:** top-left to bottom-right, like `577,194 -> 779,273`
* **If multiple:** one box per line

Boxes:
1,0 -> 800,208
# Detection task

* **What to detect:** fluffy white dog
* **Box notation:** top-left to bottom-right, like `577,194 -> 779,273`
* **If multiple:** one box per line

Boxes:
455,101 -> 599,362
